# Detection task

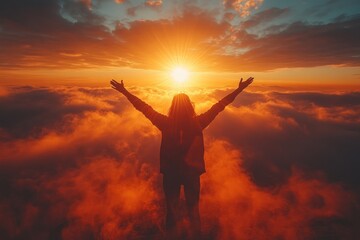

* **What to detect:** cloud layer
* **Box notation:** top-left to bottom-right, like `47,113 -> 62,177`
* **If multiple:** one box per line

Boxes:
0,0 -> 359,71
0,85 -> 359,239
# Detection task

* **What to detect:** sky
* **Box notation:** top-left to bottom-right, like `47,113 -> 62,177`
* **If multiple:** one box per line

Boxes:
0,1 -> 360,240
0,0 -> 360,87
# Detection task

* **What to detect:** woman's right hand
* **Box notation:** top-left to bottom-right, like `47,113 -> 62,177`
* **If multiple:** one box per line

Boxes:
110,79 -> 126,93
238,77 -> 254,91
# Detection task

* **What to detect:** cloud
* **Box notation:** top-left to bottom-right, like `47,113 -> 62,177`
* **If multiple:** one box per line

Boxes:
272,91 -> 360,108
201,140 -> 358,240
242,7 -> 289,29
0,85 -> 359,239
0,1 -> 359,71
223,0 -> 264,17
0,2 -> 228,71
145,0 -> 163,7
49,157 -> 162,239
0,0 -> 122,69
79,0 -> 92,9
206,89 -> 360,190
112,9 -> 229,70
0,87 -> 96,139
225,15 -> 360,71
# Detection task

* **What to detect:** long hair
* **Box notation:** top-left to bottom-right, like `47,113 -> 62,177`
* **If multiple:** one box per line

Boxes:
168,93 -> 196,130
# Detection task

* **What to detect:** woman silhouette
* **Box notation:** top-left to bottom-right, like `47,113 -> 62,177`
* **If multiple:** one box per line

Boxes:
111,77 -> 253,239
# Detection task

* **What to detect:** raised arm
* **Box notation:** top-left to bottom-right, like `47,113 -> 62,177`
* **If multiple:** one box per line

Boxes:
110,79 -> 166,130
197,77 -> 254,129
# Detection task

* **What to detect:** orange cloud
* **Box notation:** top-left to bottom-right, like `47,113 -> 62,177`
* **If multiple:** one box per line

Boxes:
51,158 -> 162,239
0,86 -> 359,239
201,140 -> 356,239
145,0 -> 163,7
79,0 -> 92,9
223,0 -> 264,17
113,10 -> 229,71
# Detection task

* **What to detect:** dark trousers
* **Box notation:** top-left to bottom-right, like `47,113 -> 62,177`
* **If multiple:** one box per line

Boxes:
163,173 -> 201,239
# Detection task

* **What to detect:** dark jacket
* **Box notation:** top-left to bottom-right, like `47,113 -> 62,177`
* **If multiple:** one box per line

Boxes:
123,89 -> 240,175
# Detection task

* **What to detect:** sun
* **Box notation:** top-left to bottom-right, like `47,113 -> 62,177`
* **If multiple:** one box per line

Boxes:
171,67 -> 189,83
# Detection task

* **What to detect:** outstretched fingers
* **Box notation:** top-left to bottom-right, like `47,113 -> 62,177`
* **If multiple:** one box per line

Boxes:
238,77 -> 254,90
110,79 -> 122,88
110,79 -> 116,87
111,79 -> 119,85
110,79 -> 125,93
246,77 -> 254,84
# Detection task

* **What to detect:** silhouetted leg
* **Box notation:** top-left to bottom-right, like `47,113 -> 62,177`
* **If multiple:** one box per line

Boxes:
184,174 -> 201,239
163,174 -> 181,238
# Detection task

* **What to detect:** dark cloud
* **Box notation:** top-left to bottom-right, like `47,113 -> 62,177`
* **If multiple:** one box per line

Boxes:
207,90 -> 360,190
272,91 -> 360,107
0,87 -> 95,139
0,85 -> 359,239
303,0 -> 360,19
218,14 -> 360,71
0,0 -> 123,69
242,7 -> 289,29
0,0 -> 60,32
60,0 -> 104,24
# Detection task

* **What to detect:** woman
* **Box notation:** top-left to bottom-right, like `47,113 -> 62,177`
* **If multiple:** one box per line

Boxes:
110,77 -> 253,239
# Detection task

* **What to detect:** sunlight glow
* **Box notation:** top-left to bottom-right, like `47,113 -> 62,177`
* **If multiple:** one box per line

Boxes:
171,67 -> 189,83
